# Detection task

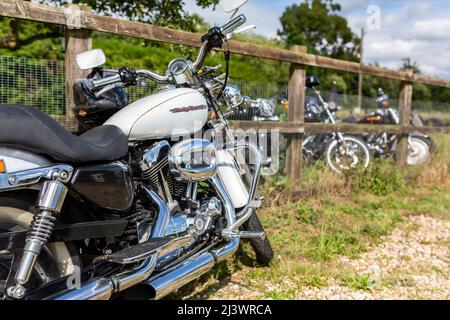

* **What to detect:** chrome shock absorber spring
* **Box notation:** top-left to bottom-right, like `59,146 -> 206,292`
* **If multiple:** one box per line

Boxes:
7,180 -> 67,299
27,210 -> 58,246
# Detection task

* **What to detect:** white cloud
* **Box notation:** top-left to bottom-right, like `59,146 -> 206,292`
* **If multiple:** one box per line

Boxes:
346,1 -> 450,79
411,19 -> 450,40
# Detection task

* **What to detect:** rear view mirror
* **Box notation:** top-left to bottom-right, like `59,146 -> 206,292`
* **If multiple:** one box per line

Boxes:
221,0 -> 248,13
76,49 -> 106,70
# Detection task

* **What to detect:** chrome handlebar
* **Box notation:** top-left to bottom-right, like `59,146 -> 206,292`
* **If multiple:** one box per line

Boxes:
221,14 -> 247,36
135,70 -> 170,84
90,74 -> 121,90
90,14 -> 247,91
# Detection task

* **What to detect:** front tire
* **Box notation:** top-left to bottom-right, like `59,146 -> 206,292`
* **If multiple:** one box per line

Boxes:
407,136 -> 431,166
242,211 -> 274,266
325,136 -> 371,173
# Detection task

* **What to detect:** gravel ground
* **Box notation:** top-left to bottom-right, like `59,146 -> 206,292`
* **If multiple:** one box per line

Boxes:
210,215 -> 450,300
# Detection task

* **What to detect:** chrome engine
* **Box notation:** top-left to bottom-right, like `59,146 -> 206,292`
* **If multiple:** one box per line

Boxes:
137,140 -> 222,240
139,141 -> 186,203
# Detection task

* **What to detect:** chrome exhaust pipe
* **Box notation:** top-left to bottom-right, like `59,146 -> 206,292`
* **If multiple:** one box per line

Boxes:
147,252 -> 215,300
51,188 -> 169,300
145,177 -> 240,300
146,238 -> 239,300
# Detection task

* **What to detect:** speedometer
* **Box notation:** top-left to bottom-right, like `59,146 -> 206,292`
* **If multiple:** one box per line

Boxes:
167,58 -> 194,85
168,58 -> 188,75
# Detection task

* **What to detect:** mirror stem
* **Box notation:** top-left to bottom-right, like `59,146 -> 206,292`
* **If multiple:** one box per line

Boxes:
230,8 -> 239,19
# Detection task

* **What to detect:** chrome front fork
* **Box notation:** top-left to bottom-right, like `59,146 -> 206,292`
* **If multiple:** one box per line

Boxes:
7,180 -> 68,299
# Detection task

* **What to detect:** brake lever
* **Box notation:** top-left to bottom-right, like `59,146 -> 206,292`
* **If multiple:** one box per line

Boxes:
226,25 -> 256,40
95,82 -> 124,98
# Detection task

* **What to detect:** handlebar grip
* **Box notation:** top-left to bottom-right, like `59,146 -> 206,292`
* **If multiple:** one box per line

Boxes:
90,74 -> 121,90
221,14 -> 247,36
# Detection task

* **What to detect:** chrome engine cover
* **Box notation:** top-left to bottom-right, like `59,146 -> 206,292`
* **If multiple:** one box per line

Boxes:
169,139 -> 217,182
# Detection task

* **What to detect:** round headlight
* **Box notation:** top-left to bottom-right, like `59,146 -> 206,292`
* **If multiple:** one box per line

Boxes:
222,85 -> 243,110
169,139 -> 217,182
258,99 -> 276,117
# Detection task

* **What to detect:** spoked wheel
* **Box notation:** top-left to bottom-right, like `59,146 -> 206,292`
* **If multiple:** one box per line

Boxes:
0,195 -> 78,300
407,137 -> 431,166
0,229 -> 61,300
326,136 -> 371,173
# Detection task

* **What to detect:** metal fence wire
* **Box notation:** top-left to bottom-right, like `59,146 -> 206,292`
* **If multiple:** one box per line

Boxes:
0,55 -> 66,115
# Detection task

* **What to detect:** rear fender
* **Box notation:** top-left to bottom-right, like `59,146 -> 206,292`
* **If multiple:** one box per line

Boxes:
0,147 -> 52,173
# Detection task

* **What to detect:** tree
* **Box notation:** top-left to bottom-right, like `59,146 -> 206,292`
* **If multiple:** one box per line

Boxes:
400,58 -> 421,74
278,0 -> 361,62
0,0 -> 219,50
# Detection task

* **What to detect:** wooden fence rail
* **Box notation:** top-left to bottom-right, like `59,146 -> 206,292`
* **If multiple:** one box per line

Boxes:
1,0 -> 450,186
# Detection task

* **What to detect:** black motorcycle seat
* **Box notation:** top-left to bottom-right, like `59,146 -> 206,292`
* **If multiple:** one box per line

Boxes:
0,104 -> 128,163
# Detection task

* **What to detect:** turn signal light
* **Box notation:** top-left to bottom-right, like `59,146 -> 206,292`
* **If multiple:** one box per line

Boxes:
0,160 -> 6,173
78,109 -> 88,118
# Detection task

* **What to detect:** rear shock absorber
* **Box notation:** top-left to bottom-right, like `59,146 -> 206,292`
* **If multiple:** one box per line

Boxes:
7,180 -> 67,299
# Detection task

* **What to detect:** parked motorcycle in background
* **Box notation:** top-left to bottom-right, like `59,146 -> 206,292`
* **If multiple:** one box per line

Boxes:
0,0 -> 274,301
227,94 -> 280,122
346,88 -> 435,166
302,76 -> 371,173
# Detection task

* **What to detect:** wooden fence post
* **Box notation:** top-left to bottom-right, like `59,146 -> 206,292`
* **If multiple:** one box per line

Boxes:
396,69 -> 414,166
64,4 -> 92,130
286,45 -> 307,192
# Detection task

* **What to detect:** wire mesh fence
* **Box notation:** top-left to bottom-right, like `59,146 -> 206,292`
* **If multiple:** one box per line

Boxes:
0,55 -> 66,115
1,55 -> 449,127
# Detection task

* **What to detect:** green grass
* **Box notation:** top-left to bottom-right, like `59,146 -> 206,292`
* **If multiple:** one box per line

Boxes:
343,274 -> 376,291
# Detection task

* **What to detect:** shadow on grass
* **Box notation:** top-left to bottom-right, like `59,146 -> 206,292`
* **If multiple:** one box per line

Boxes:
164,245 -> 265,300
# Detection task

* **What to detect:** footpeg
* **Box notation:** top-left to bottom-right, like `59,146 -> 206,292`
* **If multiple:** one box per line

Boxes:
108,237 -> 172,265
221,230 -> 265,240
249,197 -> 263,209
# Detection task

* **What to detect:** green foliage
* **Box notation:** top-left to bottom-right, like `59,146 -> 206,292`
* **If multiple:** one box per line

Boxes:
278,0 -> 360,62
93,33 -> 289,85
48,0 -> 219,29
400,58 -> 421,74
346,161 -> 405,196
0,0 -> 218,52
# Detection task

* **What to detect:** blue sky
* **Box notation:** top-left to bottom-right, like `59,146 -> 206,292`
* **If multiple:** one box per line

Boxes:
184,0 -> 450,79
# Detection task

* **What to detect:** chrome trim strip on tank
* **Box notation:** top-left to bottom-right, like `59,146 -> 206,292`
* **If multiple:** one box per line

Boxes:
0,165 -> 74,191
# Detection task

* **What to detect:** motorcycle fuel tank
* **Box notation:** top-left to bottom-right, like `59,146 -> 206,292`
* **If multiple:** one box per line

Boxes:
104,88 -> 208,141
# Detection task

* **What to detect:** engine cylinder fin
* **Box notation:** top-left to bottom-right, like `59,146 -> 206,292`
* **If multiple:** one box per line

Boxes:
141,155 -> 185,202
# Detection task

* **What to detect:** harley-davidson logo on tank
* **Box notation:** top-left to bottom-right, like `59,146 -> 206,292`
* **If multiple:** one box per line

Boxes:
170,105 -> 207,113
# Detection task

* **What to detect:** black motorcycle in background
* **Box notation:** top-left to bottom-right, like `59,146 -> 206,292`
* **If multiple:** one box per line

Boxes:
302,76 -> 371,173
345,88 -> 435,165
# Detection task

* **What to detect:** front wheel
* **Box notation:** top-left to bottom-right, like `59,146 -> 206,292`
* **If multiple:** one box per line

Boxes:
242,211 -> 274,266
407,136 -> 431,166
325,136 -> 371,173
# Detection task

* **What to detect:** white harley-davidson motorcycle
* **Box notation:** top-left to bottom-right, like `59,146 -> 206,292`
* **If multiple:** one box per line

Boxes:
0,0 -> 273,300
